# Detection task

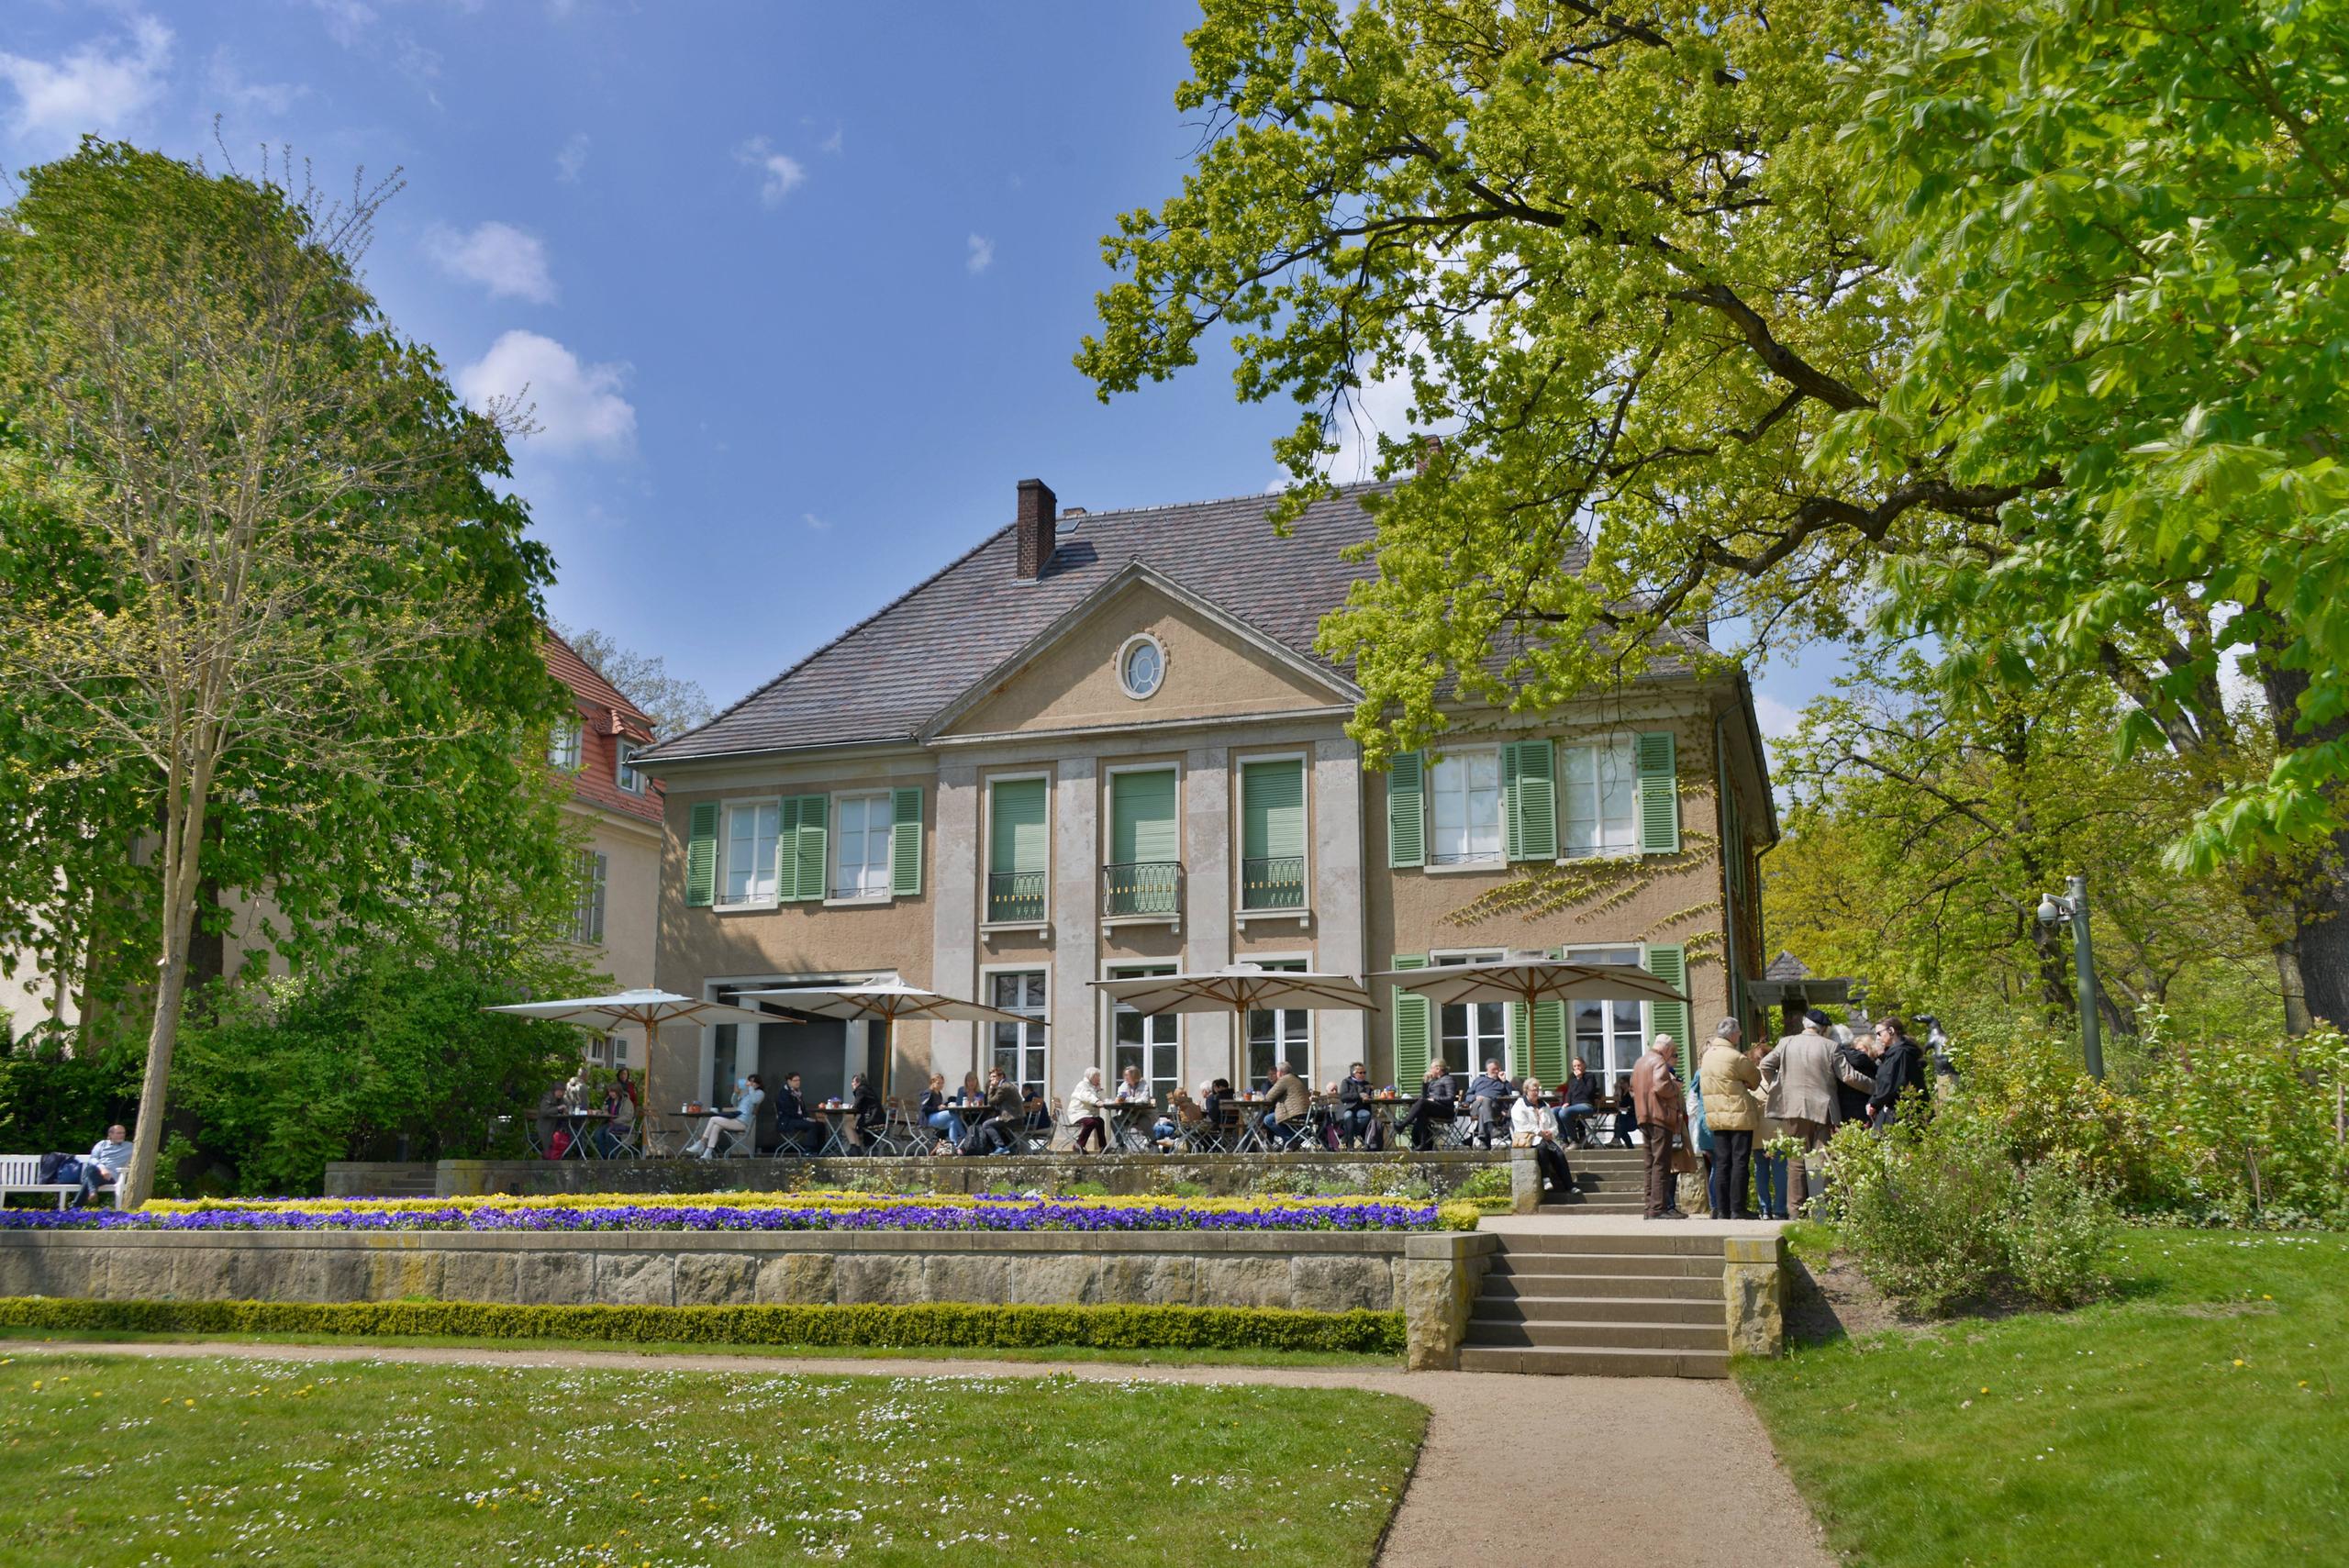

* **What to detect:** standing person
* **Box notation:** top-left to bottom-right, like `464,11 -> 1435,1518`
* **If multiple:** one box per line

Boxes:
1831,1019 -> 1877,1129
77,1124 -> 135,1207
1868,1017 -> 1929,1128
1556,1057 -> 1602,1145
1699,1019 -> 1761,1220
1064,1067 -> 1109,1153
1336,1062 -> 1377,1150
1465,1059 -> 1512,1148
1511,1076 -> 1576,1201
1631,1034 -> 1687,1220
1751,1038 -> 1790,1221
1261,1059 -> 1312,1150
692,1073 -> 764,1158
771,1072 -> 818,1154
1761,1010 -> 1841,1216
1396,1059 -> 1456,1151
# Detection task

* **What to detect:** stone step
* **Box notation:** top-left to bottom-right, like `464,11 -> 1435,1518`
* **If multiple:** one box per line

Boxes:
1479,1272 -> 1722,1302
1458,1344 -> 1731,1379
1465,1317 -> 1729,1352
1488,1249 -> 1727,1276
1494,1232 -> 1737,1258
1476,1293 -> 1723,1325
1534,1196 -> 1646,1211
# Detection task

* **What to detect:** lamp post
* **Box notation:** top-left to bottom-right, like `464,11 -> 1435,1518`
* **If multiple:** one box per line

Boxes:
2035,873 -> 2105,1080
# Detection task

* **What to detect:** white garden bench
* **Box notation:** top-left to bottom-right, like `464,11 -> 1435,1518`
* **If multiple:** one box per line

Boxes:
0,1153 -> 117,1209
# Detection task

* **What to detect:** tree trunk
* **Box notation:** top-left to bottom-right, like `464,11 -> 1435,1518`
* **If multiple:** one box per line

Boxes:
121,759 -> 211,1210
2292,856 -> 2349,1030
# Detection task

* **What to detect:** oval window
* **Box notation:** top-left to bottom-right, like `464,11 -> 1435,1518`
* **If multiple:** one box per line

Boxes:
1119,635 -> 1165,700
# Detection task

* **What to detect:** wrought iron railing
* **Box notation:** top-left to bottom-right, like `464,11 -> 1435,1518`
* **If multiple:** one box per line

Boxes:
1241,855 -> 1307,911
1101,861 -> 1184,919
986,870 -> 1047,924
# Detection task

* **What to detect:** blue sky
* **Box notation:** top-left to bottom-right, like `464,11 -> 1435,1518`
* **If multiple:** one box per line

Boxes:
1,1 -> 1824,738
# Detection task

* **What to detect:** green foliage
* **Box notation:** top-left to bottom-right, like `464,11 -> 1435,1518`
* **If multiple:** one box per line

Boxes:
1435,1200 -> 1481,1230
2136,1022 -> 2349,1225
1453,1164 -> 1511,1201
0,1296 -> 1406,1354
0,1043 -> 139,1165
1818,1118 -> 2021,1315
169,941 -> 603,1196
2004,1159 -> 2119,1310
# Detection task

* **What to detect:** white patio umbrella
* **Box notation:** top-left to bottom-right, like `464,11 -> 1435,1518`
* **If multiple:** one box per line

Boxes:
731,981 -> 1048,1097
1089,962 -> 1375,1086
1370,957 -> 1688,1012
482,987 -> 785,1114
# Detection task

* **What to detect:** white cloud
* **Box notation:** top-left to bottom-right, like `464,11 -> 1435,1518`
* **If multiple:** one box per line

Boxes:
426,221 -> 556,306
457,330 -> 636,458
554,130 -> 589,183
309,0 -> 377,50
0,16 -> 172,141
802,512 -> 830,532
735,136 -> 805,206
965,234 -> 995,274
206,48 -> 306,116
1752,692 -> 1803,740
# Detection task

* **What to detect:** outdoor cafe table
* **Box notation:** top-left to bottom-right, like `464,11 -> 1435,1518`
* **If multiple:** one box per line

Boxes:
811,1103 -> 880,1156
666,1106 -> 732,1158
1107,1099 -> 1159,1151
554,1107 -> 611,1159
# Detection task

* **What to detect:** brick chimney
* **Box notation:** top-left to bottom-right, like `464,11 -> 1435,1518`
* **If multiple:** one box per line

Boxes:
1016,477 -> 1057,581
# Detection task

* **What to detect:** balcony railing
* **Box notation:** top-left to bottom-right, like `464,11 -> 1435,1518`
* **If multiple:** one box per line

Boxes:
1102,861 -> 1184,919
1241,855 -> 1307,912
986,870 -> 1047,925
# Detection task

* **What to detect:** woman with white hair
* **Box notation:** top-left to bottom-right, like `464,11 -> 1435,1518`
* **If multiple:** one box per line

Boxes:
1510,1076 -> 1576,1202
1063,1066 -> 1108,1153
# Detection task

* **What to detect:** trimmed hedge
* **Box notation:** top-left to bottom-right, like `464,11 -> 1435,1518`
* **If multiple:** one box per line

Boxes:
0,1295 -> 1406,1354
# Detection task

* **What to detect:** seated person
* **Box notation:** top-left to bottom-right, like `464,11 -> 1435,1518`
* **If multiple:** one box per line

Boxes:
692,1073 -> 763,1158
533,1082 -> 570,1154
1335,1062 -> 1377,1150
956,1068 -> 1027,1156
1556,1057 -> 1602,1144
1608,1075 -> 1639,1148
596,1067 -> 640,1158
1022,1085 -> 1053,1141
1260,1060 -> 1313,1149
1395,1061 -> 1457,1151
79,1123 -> 135,1207
770,1072 -> 820,1154
1113,1065 -> 1152,1103
957,1071 -> 985,1105
918,1073 -> 964,1148
844,1072 -> 885,1153
1465,1059 -> 1513,1147
1197,1077 -> 1237,1149
1064,1067 -> 1109,1154
1157,1086 -> 1198,1148
1512,1076 -> 1576,1201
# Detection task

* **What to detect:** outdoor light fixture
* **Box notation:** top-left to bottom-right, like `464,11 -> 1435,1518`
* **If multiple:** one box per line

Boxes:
2034,874 -> 2106,1081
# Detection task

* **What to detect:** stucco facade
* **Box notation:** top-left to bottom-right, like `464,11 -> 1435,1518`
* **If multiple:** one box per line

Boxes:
641,484 -> 1776,1127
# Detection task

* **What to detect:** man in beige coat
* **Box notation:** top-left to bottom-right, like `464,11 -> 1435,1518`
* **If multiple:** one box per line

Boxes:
1761,1009 -> 1844,1215
1698,1019 -> 1762,1219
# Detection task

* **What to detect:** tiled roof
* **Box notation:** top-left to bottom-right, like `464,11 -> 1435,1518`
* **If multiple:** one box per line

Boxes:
1765,951 -> 1813,982
645,485 -> 1393,764
543,628 -> 663,825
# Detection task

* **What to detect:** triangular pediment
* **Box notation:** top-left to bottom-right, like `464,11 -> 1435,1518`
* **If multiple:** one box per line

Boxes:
927,565 -> 1358,740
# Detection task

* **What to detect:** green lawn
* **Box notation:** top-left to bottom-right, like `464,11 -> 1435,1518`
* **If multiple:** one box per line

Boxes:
1740,1228 -> 2349,1568
0,1353 -> 1425,1566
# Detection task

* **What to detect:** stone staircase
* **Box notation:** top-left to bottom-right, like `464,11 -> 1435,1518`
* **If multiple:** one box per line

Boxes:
1457,1229 -> 1731,1378
1535,1147 -> 1648,1214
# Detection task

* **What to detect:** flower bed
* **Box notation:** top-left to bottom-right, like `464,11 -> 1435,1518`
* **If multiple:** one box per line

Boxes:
2,1190 -> 1452,1234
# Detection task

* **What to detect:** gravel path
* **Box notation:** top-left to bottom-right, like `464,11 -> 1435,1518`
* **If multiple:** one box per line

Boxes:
6,1338 -> 1831,1566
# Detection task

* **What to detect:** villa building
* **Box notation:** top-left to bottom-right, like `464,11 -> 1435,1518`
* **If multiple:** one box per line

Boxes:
636,481 -> 1776,1122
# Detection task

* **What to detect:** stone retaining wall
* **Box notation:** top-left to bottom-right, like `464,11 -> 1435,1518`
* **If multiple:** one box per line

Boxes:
321,1151 -> 1506,1201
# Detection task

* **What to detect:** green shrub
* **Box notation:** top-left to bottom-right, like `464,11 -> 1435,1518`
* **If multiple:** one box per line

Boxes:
1453,1164 -> 1512,1202
1820,1118 -> 2010,1315
1436,1200 -> 1482,1230
0,1296 -> 1405,1354
2004,1159 -> 2116,1308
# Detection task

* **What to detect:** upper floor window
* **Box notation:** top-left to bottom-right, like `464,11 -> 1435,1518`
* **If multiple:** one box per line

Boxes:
1561,739 -> 1639,859
1118,634 -> 1166,700
1429,749 -> 1502,865
986,776 -> 1050,924
832,792 -> 894,900
616,740 -> 645,795
721,800 -> 781,906
570,850 -> 607,944
548,716 -> 583,772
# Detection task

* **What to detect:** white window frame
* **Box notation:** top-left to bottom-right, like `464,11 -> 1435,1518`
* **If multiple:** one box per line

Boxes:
1565,943 -> 1649,1087
1425,746 -> 1505,871
979,964 -> 1051,1099
980,769 -> 1053,933
1102,760 -> 1186,931
1241,951 -> 1316,1092
715,795 -> 784,911
1232,748 -> 1312,929
1557,737 -> 1642,862
1117,631 -> 1168,700
1104,961 -> 1183,1102
827,789 -> 896,905
616,739 -> 646,795
548,715 -> 583,772
570,849 -> 607,945
1431,947 -> 1508,1077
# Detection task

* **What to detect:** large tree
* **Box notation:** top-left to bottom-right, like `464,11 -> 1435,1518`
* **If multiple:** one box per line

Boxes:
1079,0 -> 2349,1025
0,142 -> 567,1205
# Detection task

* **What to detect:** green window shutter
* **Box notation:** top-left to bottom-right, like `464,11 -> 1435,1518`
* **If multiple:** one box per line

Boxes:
1508,1003 -> 1530,1081
1637,731 -> 1680,854
1386,751 -> 1425,868
1390,954 -> 1431,1085
1111,768 -> 1179,864
685,801 -> 719,908
1531,1001 -> 1567,1086
1645,942 -> 1690,1076
1503,739 -> 1557,862
889,786 -> 924,897
1241,759 -> 1306,861
989,779 -> 1049,876
786,793 -> 828,902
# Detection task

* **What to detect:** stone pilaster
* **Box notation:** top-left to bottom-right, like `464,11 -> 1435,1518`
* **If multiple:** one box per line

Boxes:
1184,745 -> 1233,1079
1052,759 -> 1099,1072
1722,1233 -> 1787,1357
930,761 -> 981,1080
1312,737 -> 1367,1074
